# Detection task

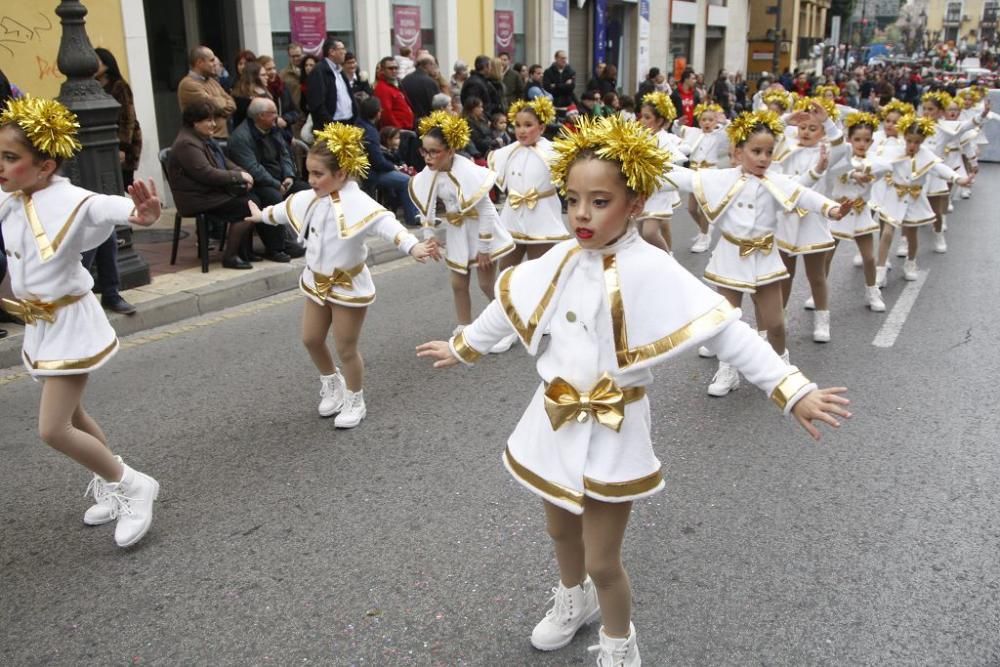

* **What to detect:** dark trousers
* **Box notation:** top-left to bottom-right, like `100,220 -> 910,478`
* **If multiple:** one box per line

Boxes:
82,232 -> 121,298
251,180 -> 311,251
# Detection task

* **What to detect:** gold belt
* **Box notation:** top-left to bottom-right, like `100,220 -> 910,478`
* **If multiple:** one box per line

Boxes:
722,231 -> 774,257
851,199 -> 866,213
444,209 -> 479,227
508,188 -> 557,210
543,374 -> 645,433
689,161 -> 716,169
1,293 -> 86,325
887,176 -> 922,200
310,263 -> 365,299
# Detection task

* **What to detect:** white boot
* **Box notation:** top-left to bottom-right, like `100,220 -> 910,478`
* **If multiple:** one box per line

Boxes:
697,345 -> 715,358
708,362 -> 740,396
933,231 -> 947,253
947,200 -> 954,213
903,259 -> 919,281
852,251 -> 863,267
866,285 -> 886,312
813,310 -> 831,343
588,622 -> 641,667
895,237 -> 909,258
318,372 -> 346,417
83,455 -> 123,526
960,186 -> 971,199
530,577 -> 601,651
489,332 -> 519,354
875,265 -> 887,288
107,463 -> 160,548
334,390 -> 366,428
803,296 -> 815,310
690,232 -> 711,253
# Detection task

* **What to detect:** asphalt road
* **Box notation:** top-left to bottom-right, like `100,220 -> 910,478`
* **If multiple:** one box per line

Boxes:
2,167 -> 1000,666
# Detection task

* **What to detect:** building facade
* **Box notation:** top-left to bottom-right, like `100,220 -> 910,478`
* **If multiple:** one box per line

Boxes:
926,0 -> 1000,48
747,0 -> 831,82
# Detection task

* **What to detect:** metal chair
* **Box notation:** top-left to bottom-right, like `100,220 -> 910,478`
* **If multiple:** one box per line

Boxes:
159,148 -> 228,273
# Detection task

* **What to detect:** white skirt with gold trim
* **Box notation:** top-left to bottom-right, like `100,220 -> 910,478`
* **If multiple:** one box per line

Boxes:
874,195 -> 936,228
641,188 -> 682,219
776,211 -> 835,256
830,208 -> 879,239
299,266 -> 376,308
499,198 -> 570,245
703,236 -> 789,294
20,292 -> 118,377
439,220 -> 515,275
503,383 -> 664,515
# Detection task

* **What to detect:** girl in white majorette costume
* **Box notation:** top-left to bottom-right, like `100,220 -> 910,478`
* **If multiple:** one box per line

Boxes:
869,99 -> 911,265
674,101 -> 730,253
417,115 -> 851,667
635,91 -> 689,253
489,96 -> 570,269
0,97 -> 163,548
814,83 -> 855,131
246,123 -> 439,428
409,111 -> 516,352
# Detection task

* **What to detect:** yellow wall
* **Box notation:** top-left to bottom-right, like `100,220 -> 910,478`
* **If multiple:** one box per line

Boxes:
0,0 -> 129,99
456,0 -> 495,65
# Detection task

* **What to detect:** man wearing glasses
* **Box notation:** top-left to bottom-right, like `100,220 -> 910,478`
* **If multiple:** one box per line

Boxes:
373,56 -> 415,131
306,38 -> 357,129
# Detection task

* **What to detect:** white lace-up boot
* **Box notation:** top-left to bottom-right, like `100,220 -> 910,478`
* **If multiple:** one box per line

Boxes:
813,310 -> 831,343
530,577 -> 600,651
490,333 -> 518,354
697,345 -> 715,358
933,231 -> 947,253
852,251 -> 863,267
866,285 -> 886,312
587,623 -> 641,666
690,232 -> 711,253
334,390 -> 366,428
903,260 -> 919,281
895,237 -> 909,258
106,463 -> 159,548
875,265 -> 887,288
803,296 -> 816,310
708,362 -> 739,396
83,455 -> 123,526
318,372 -> 346,417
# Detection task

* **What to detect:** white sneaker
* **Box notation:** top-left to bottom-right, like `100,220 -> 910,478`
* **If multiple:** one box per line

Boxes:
947,201 -> 954,213
318,372 -> 346,417
903,260 -> 918,281
875,265 -> 887,288
866,285 -> 886,312
941,215 -> 948,231
960,187 -> 971,199
697,345 -> 715,358
83,456 -> 123,526
933,232 -> 947,253
852,252 -> 863,267
587,622 -> 641,667
803,296 -> 815,311
690,232 -> 711,253
708,362 -> 740,396
813,310 -> 831,343
107,463 -> 159,548
895,238 -> 909,258
334,390 -> 366,428
489,332 -> 518,354
530,577 -> 601,651
780,349 -> 790,364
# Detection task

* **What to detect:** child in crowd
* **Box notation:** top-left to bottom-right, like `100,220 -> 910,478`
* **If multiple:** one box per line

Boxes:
635,91 -> 689,252
618,95 -> 636,122
0,97 -> 163,548
379,125 -> 415,176
246,123 -> 439,428
674,101 -> 729,253
417,114 -> 850,666
490,111 -> 513,149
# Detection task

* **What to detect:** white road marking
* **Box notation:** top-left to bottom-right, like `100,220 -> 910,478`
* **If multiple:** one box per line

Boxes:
872,269 -> 929,348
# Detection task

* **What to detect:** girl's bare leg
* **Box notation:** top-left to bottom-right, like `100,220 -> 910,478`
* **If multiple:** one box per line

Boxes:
779,251 -> 797,307
498,243 -> 527,272
301,298 -> 336,375
450,270 -> 473,325
543,500 -> 586,588
330,304 -> 368,392
637,218 -> 669,252
930,194 -> 947,233
476,262 -> 497,301
877,223 -> 895,266
38,374 -> 122,482
582,497 -> 633,638
751,282 -> 787,355
904,226 -> 919,260
855,233 -> 876,286
803,252 -> 830,311
824,240 -> 840,276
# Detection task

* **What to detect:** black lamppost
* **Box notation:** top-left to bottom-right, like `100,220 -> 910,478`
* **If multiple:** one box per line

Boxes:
55,0 -> 150,289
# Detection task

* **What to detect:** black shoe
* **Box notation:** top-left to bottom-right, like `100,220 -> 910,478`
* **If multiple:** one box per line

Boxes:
241,252 -> 263,262
264,250 -> 292,263
102,295 -> 137,316
0,328 -> 7,339
285,243 -> 306,259
222,257 -> 253,270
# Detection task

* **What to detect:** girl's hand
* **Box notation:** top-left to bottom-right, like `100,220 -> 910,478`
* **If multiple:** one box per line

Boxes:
957,175 -> 973,187
982,100 -> 991,118
410,240 -> 441,263
851,169 -> 873,185
416,340 -> 460,368
477,251 -> 494,271
791,387 -> 851,440
815,143 -> 829,173
830,199 -> 854,220
127,179 -> 162,226
245,200 -> 264,223
809,99 -> 829,123
786,110 -> 811,125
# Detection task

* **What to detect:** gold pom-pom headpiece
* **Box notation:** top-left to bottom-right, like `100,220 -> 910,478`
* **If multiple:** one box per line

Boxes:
844,111 -> 880,132
641,91 -> 677,122
897,114 -> 936,138
549,115 -> 670,198
312,122 -> 370,179
507,97 -> 556,125
921,90 -> 952,110
693,102 -> 723,120
956,87 -> 979,103
879,99 -> 914,119
762,89 -> 794,111
418,110 -> 471,151
793,96 -> 839,120
726,110 -> 785,146
815,84 -> 840,99
0,96 -> 82,159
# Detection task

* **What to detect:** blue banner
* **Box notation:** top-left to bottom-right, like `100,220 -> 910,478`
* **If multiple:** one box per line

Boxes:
593,0 -> 607,71
553,0 -> 568,19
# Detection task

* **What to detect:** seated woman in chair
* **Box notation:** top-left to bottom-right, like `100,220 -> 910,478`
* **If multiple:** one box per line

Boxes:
166,102 -> 256,269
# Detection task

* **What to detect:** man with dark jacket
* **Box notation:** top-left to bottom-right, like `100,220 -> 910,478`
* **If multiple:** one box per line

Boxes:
461,55 -> 501,117
357,97 -> 419,227
306,38 -> 357,128
543,50 -> 576,108
400,54 -> 441,125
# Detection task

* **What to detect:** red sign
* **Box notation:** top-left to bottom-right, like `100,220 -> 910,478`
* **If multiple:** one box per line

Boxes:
495,10 -> 515,56
290,1 -> 327,57
393,5 -> 422,55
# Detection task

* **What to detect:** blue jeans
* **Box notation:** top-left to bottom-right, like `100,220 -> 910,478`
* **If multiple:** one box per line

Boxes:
370,169 -> 419,226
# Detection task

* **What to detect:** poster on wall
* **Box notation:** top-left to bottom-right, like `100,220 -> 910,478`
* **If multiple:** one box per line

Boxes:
495,10 -> 515,56
552,0 -> 569,56
393,5 -> 422,55
637,0 -> 650,83
289,1 -> 326,57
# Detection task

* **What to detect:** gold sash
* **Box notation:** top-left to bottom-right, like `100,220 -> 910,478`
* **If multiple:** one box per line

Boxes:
310,263 -> 366,299
1,293 -> 86,325
721,231 -> 774,257
444,209 -> 479,227
508,188 -> 556,210
888,177 -> 922,199
543,374 -> 645,433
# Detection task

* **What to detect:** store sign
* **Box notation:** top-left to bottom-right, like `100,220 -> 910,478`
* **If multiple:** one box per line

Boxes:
495,10 -> 515,56
289,1 -> 326,57
393,5 -> 422,54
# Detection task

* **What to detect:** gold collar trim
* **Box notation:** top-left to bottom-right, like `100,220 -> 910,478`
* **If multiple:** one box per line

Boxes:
693,172 -> 748,223
22,192 -> 96,261
498,246 -> 580,344
329,191 -> 388,238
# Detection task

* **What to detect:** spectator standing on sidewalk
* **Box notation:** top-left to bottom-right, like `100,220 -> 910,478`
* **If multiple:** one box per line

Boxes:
395,46 -> 416,80
177,46 -> 236,139
499,52 -> 525,108
306,38 -> 357,129
670,69 -> 702,126
543,50 -> 576,109
282,42 -> 305,109
401,54 -> 442,125
450,60 -> 469,95
462,56 -> 503,117
374,57 -> 415,130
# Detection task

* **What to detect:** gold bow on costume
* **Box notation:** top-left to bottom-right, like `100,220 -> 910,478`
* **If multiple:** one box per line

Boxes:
543,374 -> 644,433
444,209 -> 479,227
689,160 -> 716,170
507,188 -> 556,210
891,181 -> 923,199
311,264 -> 364,299
1,293 -> 84,325
723,232 -> 774,257
851,199 -> 866,213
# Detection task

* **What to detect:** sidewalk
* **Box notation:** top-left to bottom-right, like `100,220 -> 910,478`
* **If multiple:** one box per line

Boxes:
0,209 -> 401,370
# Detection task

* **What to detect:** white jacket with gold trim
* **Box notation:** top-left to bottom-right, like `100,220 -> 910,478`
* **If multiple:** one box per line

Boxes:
447,230 -> 817,514
262,180 -> 419,307
0,177 -> 134,376
925,116 -> 980,194
641,129 -> 689,216
488,139 -> 570,244
866,146 -> 961,227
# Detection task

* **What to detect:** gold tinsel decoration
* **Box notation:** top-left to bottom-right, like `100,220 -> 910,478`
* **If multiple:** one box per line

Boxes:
815,84 -> 840,99
897,114 -> 936,138
921,90 -> 952,110
693,102 -> 723,120
793,96 -> 839,120
507,97 -> 556,125
762,89 -> 794,111
418,110 -> 472,150
956,87 -> 978,103
641,91 -> 677,122
844,111 -> 880,131
726,110 -> 785,146
549,115 -> 670,198
313,122 -> 370,179
0,96 -> 81,159
879,99 -> 915,119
